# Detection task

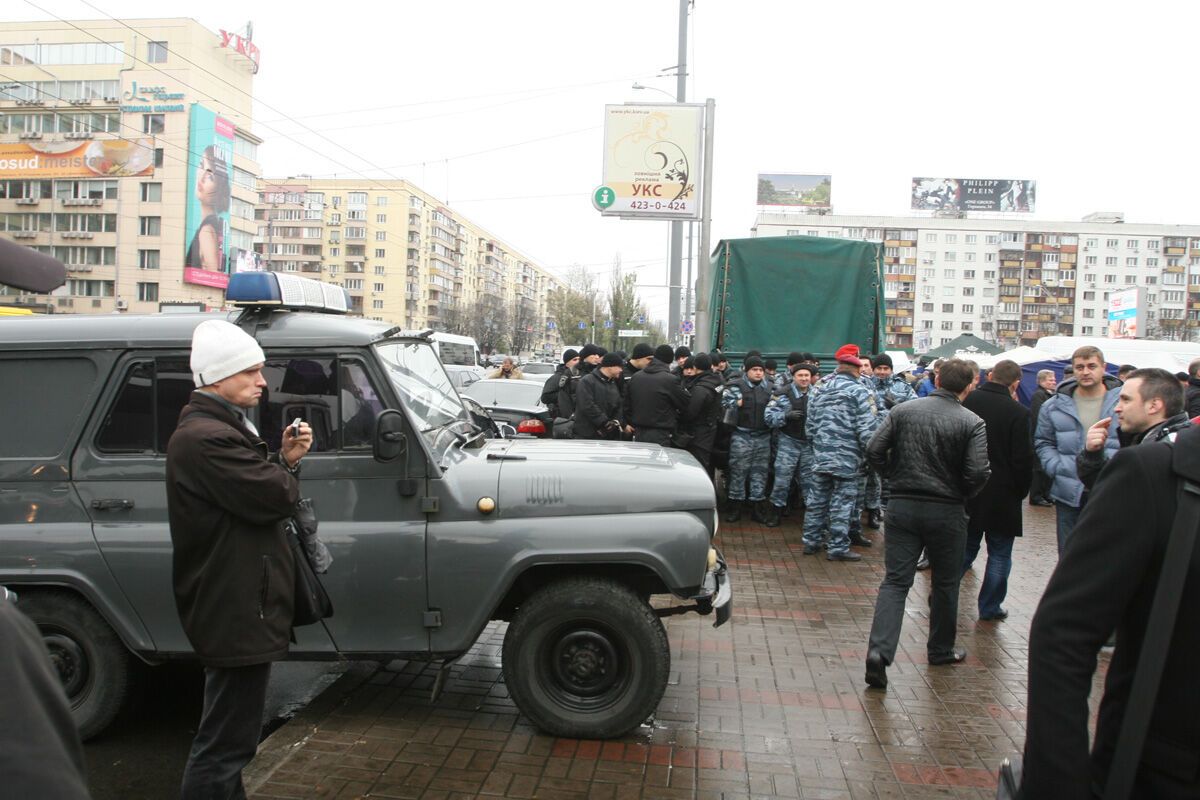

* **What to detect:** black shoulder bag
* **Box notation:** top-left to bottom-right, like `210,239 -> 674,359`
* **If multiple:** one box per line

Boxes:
288,498 -> 333,627
997,469 -> 1200,799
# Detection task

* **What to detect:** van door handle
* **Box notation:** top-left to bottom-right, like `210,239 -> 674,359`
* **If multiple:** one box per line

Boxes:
91,498 -> 134,511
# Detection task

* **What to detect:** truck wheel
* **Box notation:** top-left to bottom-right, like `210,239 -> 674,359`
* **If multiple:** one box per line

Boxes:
502,576 -> 669,739
19,591 -> 133,740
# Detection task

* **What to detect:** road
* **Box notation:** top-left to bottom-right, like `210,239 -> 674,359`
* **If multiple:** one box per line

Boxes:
84,661 -> 349,800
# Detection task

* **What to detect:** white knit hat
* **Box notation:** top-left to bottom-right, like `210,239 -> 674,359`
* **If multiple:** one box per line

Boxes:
191,320 -> 266,387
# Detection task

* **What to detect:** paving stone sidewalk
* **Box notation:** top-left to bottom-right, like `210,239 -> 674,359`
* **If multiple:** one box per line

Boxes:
246,504 -> 1107,799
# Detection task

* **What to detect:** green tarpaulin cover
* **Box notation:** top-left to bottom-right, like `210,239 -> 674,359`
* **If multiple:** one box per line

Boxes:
707,236 -> 883,360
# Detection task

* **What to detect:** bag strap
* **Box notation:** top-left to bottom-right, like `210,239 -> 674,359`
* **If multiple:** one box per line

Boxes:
1103,476 -> 1200,800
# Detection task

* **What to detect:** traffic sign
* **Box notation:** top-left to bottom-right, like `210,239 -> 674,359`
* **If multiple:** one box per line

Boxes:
637,314 -> 645,324
617,329 -> 646,338
546,321 -> 556,330
578,321 -> 586,330
604,320 -> 612,329
680,320 -> 694,334
591,186 -> 616,211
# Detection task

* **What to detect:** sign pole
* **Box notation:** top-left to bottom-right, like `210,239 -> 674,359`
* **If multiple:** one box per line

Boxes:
666,0 -> 689,345
694,97 -> 716,351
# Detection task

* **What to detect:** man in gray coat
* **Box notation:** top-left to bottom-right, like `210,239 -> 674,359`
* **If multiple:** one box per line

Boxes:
862,359 -> 991,689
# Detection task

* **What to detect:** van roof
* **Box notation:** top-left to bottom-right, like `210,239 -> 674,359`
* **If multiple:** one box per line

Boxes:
0,310 -> 417,352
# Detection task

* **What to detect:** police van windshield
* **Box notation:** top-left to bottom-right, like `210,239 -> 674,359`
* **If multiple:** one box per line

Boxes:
374,341 -> 468,448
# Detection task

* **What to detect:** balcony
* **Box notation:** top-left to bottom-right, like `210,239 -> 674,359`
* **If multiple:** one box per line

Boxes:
11,230 -> 38,239
61,198 -> 103,206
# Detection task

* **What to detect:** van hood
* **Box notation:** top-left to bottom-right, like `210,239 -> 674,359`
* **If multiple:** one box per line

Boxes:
487,438 -> 716,519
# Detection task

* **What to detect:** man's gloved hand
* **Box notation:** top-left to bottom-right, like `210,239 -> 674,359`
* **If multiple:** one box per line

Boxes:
785,409 -> 805,423
603,419 -> 622,433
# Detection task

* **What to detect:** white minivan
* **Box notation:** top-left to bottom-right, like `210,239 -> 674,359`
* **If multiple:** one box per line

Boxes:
431,332 -> 486,388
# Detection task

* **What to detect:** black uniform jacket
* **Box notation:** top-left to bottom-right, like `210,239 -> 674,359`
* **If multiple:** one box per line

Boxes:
963,382 -> 1034,535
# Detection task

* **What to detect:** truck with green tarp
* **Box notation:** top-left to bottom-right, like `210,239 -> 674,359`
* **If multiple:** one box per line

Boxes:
705,235 -> 884,363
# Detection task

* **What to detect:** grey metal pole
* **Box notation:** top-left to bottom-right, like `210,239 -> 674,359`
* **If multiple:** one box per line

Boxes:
694,97 -> 715,350
685,221 -> 693,346
667,0 -> 688,344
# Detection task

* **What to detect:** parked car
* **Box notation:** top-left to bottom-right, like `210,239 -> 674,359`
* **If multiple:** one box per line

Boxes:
463,378 -> 555,437
518,361 -> 557,381
0,272 -> 729,742
444,363 -> 483,391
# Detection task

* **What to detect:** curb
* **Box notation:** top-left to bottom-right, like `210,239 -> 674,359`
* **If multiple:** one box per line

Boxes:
244,661 -> 380,794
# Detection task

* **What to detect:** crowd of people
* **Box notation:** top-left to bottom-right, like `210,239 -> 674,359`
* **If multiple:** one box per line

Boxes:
543,338 -> 1200,796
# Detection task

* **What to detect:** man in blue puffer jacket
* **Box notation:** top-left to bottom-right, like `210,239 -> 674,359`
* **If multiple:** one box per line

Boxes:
1034,345 -> 1121,554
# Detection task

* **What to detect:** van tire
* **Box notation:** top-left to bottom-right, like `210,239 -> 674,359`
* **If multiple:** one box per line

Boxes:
502,577 -> 669,739
20,591 -> 133,740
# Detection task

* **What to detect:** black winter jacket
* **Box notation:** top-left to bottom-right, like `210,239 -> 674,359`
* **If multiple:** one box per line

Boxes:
865,389 -> 990,504
166,392 -> 300,667
1030,386 -> 1053,441
540,365 -> 577,419
682,370 -> 723,454
624,360 -> 689,432
574,370 -> 622,439
1023,426 -> 1200,798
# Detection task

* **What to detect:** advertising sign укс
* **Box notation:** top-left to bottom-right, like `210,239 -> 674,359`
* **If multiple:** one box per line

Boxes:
184,104 -> 235,289
599,103 -> 704,220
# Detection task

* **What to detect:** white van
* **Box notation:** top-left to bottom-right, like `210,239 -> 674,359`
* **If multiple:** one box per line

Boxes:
431,332 -> 486,386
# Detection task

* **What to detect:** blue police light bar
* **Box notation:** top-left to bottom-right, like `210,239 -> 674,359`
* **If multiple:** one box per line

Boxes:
226,272 -> 351,314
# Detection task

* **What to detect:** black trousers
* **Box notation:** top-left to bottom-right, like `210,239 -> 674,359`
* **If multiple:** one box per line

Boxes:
633,426 -> 673,447
1030,460 -> 1052,503
180,662 -> 272,800
867,498 -> 968,665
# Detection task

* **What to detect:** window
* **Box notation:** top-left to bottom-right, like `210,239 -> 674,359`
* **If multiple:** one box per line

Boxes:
1083,308 -> 1095,318
251,358 -> 385,452
942,303 -> 954,313
344,278 -> 363,289
374,265 -> 385,275
985,253 -> 996,262
373,300 -> 384,310
1148,240 -> 1160,250
373,282 -> 384,292
142,114 -> 165,134
1126,239 -> 1138,249
944,252 -> 957,262
137,281 -> 158,301
1125,275 -> 1137,285
1147,276 -> 1157,285
984,271 -> 996,280
963,287 -> 975,296
943,286 -> 954,296
1083,291 -> 1095,300
1104,274 -> 1117,284
944,268 -> 956,279
964,270 -> 975,279
940,321 -> 953,330
375,231 -> 386,241
376,196 -> 388,206
331,196 -> 341,207
945,234 -> 957,244
922,302 -> 934,312
1085,239 -> 1098,248
1082,327 -> 1094,336
961,322 -> 973,331
962,304 -> 974,314
1147,258 -> 1159,267
374,248 -> 386,258
141,182 -> 161,202
921,268 -> 935,279
1106,239 -> 1119,248
348,192 -> 368,205
139,216 -> 160,236
965,235 -> 977,244
376,214 -> 387,224
965,252 -> 976,262
153,147 -> 164,168
983,287 -> 995,297
985,235 -> 999,245
1084,273 -> 1096,283
138,249 -> 159,269
1104,257 -> 1117,266
95,359 -> 193,454
926,233 -> 937,243
147,41 -> 168,62
1085,255 -> 1097,265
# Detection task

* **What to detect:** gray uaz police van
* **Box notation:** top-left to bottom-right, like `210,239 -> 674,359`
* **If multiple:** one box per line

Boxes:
0,272 -> 730,741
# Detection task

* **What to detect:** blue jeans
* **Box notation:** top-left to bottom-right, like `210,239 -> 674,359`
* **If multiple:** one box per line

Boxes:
1055,498 -> 1085,555
962,529 -> 1014,617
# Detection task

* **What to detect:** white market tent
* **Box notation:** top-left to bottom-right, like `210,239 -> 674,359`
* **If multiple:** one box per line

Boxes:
885,350 -> 914,374
1035,336 -> 1200,373
974,346 -> 1060,370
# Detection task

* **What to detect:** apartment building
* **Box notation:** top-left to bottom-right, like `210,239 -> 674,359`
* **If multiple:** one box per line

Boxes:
0,18 -> 262,313
256,178 -> 564,354
753,212 -> 1200,349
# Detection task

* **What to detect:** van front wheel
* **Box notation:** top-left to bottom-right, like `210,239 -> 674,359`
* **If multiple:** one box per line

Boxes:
502,577 -> 669,739
20,591 -> 133,740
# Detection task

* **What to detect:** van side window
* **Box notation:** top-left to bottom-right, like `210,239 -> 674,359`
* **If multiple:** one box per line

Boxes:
258,358 -> 385,453
95,358 -> 193,454
0,356 -> 98,458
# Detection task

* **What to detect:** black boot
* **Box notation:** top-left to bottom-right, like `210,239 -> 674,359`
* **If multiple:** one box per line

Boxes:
866,508 -> 883,529
764,503 -> 781,528
723,501 -> 743,523
751,500 -> 770,525
850,532 -> 873,548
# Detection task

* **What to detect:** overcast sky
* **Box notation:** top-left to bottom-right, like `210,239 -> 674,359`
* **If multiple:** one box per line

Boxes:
14,1 -> 1200,323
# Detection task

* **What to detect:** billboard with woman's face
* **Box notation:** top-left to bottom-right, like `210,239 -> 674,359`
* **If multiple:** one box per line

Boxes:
184,104 -> 234,288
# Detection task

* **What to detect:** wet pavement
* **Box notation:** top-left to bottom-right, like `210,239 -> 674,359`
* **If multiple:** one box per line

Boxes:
245,503 -> 1107,799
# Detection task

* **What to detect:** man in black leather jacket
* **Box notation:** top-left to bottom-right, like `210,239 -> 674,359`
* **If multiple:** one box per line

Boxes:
861,358 -> 990,689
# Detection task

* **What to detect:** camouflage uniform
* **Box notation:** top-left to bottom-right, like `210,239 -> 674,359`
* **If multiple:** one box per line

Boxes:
803,370 -> 876,555
863,375 -> 917,511
721,376 -> 774,503
765,383 -> 813,509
